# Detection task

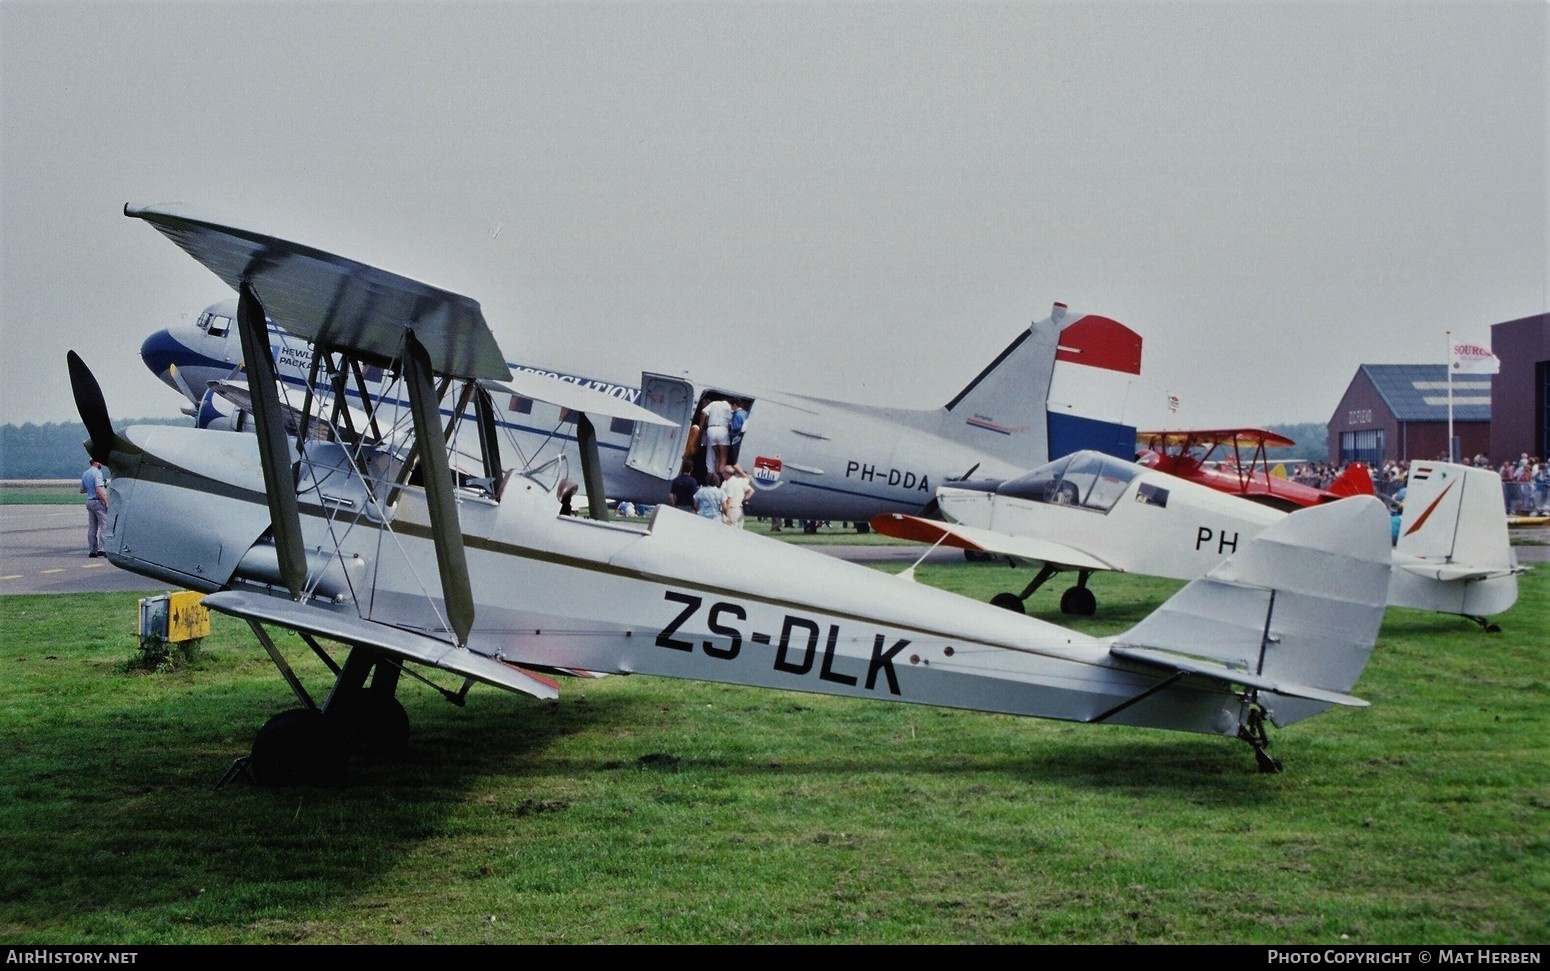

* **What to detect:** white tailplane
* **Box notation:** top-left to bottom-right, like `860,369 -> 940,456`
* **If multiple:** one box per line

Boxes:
1390,461 -> 1523,620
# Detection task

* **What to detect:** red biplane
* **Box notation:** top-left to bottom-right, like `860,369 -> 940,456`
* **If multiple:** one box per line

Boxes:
1135,428 -> 1373,512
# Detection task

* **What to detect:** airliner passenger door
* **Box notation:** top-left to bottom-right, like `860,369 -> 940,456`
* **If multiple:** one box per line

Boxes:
625,373 -> 696,480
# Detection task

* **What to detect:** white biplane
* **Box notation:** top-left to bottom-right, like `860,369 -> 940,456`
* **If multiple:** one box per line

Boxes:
70,204 -> 1397,781
873,450 -> 1523,628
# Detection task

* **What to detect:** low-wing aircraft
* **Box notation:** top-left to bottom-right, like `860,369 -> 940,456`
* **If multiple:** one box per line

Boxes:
872,450 -> 1522,628
1136,428 -> 1374,511
73,202 -> 1399,783
140,287 -> 1144,528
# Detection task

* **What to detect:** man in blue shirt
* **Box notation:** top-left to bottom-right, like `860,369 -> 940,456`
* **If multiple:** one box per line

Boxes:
80,458 -> 109,557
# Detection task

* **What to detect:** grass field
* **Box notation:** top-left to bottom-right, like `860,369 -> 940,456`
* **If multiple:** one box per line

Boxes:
0,485 -> 79,505
1,559 -> 1544,945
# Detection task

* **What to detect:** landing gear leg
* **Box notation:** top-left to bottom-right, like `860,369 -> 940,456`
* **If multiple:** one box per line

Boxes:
226,632 -> 415,788
1465,614 -> 1502,634
1238,704 -> 1283,774
992,563 -> 1061,613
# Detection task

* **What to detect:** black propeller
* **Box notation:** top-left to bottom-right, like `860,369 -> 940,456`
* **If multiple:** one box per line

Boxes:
67,351 -> 115,463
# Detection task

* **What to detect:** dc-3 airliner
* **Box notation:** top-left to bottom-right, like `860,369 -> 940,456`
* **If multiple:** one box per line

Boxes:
73,203 -> 1398,784
140,286 -> 1145,526
872,449 -> 1523,627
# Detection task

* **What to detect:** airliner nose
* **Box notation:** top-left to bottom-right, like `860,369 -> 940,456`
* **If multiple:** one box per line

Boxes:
139,328 -> 187,384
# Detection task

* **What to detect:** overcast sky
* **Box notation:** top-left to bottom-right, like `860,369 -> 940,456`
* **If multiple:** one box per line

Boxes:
2,1 -> 1544,435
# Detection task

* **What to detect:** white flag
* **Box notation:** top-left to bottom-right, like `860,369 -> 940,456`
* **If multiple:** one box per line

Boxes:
1450,341 -> 1500,375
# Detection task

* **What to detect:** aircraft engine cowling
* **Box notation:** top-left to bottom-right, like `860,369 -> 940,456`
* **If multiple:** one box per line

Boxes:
197,387 -> 251,432
231,541 -> 366,604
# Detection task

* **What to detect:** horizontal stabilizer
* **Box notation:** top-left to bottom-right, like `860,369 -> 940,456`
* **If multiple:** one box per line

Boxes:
869,512 -> 1116,571
1110,645 -> 1368,708
1394,561 -> 1526,583
202,591 -> 560,700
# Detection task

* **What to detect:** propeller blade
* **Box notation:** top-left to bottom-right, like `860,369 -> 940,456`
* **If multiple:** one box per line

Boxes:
66,351 -> 115,462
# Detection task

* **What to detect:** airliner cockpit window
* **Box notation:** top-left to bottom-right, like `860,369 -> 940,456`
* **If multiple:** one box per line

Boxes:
206,314 -> 231,337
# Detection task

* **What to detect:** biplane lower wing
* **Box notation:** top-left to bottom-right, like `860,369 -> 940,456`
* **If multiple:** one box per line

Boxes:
201,590 -> 562,700
869,512 -> 1117,572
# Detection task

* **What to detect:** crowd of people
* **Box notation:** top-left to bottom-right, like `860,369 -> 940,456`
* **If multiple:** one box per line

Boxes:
1492,453 -> 1549,516
1300,453 -> 1549,517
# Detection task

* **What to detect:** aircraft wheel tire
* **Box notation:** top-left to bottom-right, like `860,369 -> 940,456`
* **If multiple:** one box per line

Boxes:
249,709 -> 347,787
989,592 -> 1026,614
337,692 -> 410,762
1059,586 -> 1097,617
963,550 -> 993,563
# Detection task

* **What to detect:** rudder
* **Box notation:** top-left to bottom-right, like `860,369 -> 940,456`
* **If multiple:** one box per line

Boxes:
939,303 -> 1142,469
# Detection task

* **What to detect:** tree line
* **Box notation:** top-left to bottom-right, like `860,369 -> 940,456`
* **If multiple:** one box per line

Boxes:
0,420 -> 184,479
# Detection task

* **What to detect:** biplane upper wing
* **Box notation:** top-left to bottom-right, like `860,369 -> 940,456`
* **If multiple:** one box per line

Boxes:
1137,427 -> 1297,451
202,591 -> 562,700
869,512 -> 1118,572
125,204 -> 511,382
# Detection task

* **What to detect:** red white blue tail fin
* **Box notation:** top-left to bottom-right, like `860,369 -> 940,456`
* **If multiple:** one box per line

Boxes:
939,303 -> 1142,467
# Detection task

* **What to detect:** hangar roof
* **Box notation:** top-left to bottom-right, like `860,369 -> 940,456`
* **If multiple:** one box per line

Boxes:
1360,364 -> 1491,423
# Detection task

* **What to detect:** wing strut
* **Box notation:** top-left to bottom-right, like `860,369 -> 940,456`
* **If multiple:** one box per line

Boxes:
577,413 -> 610,521
404,330 -> 475,646
237,282 -> 309,601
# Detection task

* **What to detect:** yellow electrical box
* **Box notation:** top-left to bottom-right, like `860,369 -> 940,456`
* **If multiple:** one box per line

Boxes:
138,591 -> 211,642
167,590 -> 211,641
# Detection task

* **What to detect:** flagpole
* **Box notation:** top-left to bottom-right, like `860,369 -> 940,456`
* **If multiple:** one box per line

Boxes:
1446,329 -> 1455,462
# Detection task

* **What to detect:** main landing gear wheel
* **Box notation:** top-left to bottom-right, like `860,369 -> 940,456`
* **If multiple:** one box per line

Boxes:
1059,586 -> 1096,616
248,709 -> 348,787
337,692 -> 410,762
990,592 -> 1026,613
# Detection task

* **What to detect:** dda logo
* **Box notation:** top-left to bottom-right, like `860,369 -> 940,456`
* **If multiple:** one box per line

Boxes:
752,456 -> 784,489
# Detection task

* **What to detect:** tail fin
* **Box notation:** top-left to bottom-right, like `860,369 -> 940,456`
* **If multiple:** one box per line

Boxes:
1329,462 -> 1375,498
1110,497 -> 1391,729
1390,461 -> 1521,617
938,303 -> 1142,468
